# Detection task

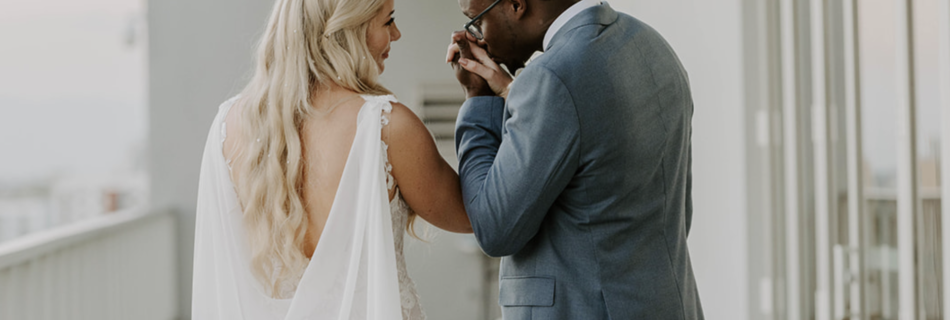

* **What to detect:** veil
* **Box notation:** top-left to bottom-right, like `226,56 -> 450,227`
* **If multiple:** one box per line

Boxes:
191,95 -> 404,320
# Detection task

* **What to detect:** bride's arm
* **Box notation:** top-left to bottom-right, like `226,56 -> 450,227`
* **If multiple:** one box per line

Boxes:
386,102 -> 473,233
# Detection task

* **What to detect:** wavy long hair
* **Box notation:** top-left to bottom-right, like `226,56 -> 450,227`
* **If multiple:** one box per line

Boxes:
232,0 -> 413,298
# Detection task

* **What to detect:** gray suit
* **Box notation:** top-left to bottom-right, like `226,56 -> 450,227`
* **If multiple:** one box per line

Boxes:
454,3 -> 703,319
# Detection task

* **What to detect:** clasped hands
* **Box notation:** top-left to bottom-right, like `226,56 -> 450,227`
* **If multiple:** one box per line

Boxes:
446,31 -> 513,100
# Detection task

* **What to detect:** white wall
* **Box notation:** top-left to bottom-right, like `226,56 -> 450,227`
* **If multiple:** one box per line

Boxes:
613,2 -> 751,320
148,1 -> 273,318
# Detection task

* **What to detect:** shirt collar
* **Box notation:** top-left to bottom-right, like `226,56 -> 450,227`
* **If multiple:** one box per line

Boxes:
542,0 -> 603,51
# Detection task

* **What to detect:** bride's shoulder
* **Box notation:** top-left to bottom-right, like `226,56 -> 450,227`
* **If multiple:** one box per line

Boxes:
357,94 -> 419,128
385,101 -> 424,132
215,95 -> 244,128
379,99 -> 432,149
220,96 -> 244,126
218,95 -> 242,113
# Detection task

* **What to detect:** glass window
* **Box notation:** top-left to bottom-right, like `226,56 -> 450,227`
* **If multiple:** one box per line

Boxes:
856,1 -> 901,318
912,0 -> 943,317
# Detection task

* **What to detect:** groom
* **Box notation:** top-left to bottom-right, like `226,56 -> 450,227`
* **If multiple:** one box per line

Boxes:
448,0 -> 703,319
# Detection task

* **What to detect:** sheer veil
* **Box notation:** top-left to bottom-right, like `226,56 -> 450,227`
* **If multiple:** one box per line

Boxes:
191,95 -> 403,320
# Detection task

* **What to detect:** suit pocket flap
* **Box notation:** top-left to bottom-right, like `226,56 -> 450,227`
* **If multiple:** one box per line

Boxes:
499,276 -> 555,307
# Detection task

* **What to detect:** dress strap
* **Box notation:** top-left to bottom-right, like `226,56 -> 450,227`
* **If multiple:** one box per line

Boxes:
361,95 -> 399,191
219,95 -> 241,172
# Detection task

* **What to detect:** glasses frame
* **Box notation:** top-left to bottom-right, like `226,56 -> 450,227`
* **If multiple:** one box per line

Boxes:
462,0 -> 504,40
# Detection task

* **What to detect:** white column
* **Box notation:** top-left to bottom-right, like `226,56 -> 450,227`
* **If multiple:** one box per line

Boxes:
780,0 -> 803,319
809,0 -> 833,319
893,1 -> 919,320
841,0 -> 865,318
937,0 -> 950,316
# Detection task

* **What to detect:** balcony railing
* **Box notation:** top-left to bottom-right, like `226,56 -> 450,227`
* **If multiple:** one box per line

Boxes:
0,209 -> 177,320
834,188 -> 943,319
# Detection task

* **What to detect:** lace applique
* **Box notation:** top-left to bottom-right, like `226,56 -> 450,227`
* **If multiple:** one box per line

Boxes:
220,121 -> 227,144
390,192 -> 426,320
380,99 -> 396,191
382,142 -> 395,190
373,95 -> 426,319
273,263 -> 300,299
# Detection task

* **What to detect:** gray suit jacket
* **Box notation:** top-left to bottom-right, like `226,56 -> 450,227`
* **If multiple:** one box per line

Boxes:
454,3 -> 703,319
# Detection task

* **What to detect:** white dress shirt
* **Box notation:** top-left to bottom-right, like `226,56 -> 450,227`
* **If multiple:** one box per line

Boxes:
542,0 -> 604,51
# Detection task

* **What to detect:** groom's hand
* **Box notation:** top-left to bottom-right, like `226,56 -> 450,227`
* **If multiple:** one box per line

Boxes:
447,32 -> 513,100
447,31 -> 496,100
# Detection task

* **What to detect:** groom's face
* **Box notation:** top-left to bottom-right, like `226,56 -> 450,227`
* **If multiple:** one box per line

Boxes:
459,0 -> 530,71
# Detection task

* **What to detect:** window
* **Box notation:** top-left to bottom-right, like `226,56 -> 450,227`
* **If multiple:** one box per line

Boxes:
752,0 -> 948,319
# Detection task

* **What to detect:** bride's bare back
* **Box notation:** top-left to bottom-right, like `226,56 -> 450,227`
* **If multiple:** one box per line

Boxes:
223,87 -> 471,259
296,93 -> 365,258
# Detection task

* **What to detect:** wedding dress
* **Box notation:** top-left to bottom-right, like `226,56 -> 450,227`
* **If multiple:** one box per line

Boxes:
192,94 -> 425,320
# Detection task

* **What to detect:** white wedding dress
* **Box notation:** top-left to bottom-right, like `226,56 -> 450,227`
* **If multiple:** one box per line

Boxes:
192,95 -> 425,320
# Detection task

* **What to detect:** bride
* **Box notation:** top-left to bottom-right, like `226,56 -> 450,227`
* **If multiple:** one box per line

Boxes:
191,0 -> 472,318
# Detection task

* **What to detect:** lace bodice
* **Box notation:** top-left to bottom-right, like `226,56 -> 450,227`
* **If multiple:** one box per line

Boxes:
387,191 -> 426,320
381,99 -> 427,320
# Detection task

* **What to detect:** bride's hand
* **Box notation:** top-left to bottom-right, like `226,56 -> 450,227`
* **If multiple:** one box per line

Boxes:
447,31 -> 493,99
446,32 -> 513,99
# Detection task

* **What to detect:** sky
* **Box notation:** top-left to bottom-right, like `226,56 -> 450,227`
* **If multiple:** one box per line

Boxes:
0,0 -> 147,184
858,0 -> 944,187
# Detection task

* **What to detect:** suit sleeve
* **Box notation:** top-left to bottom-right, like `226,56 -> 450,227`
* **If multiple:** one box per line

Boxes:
455,66 -> 580,257
685,144 -> 693,235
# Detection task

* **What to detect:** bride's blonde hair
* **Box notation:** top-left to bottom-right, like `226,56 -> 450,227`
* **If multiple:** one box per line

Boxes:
233,0 -> 413,298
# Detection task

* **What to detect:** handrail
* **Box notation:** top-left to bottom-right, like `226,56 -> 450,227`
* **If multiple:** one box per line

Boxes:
861,187 -> 941,201
0,207 -> 178,320
0,207 -> 165,270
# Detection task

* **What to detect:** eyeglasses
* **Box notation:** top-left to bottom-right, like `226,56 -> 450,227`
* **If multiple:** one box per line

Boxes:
462,0 -> 503,40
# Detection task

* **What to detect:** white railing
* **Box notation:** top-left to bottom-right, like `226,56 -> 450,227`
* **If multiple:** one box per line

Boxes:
0,209 -> 177,320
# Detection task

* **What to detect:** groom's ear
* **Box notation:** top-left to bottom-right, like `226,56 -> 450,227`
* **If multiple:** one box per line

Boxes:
507,0 -> 527,19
